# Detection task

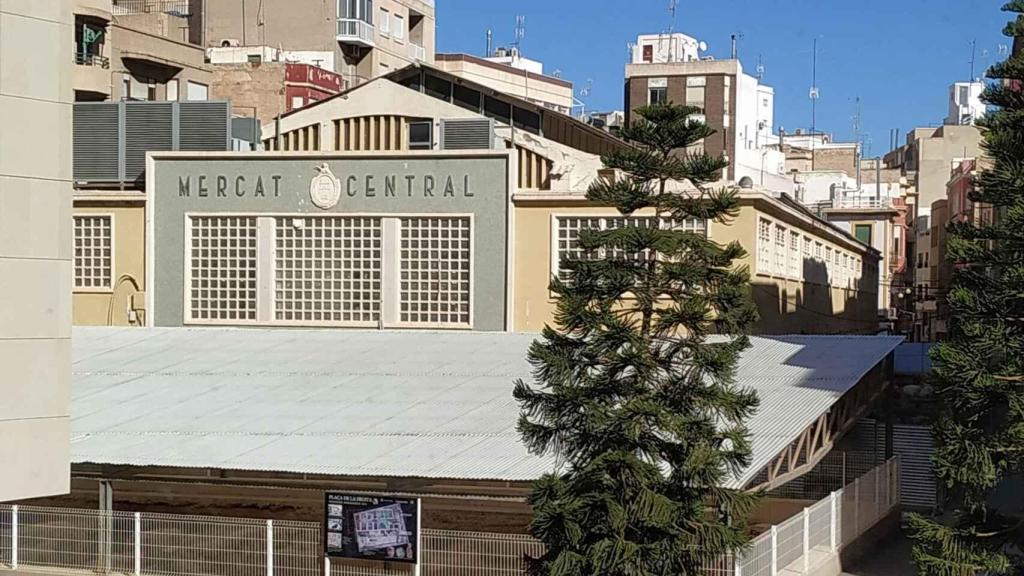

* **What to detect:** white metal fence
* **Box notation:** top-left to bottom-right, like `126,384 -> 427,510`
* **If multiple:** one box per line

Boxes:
730,457 -> 900,576
0,458 -> 897,576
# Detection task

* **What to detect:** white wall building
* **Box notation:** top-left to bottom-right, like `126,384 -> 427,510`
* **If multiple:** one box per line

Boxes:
207,46 -> 336,70
631,33 -> 703,64
946,81 -> 985,126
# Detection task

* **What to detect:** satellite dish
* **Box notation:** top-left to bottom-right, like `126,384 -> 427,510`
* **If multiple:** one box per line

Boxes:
698,41 -> 708,52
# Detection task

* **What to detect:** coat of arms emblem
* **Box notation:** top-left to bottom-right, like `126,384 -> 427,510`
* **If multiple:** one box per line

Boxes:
310,163 -> 341,209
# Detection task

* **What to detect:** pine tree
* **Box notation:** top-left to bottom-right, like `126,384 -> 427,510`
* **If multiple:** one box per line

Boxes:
908,3 -> 1024,574
513,101 -> 760,575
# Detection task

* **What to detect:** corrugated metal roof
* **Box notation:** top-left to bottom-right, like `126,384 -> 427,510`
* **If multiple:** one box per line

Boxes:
71,328 -> 902,487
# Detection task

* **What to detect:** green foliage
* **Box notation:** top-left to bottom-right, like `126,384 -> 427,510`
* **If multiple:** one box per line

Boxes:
514,101 -> 760,575
908,3 -> 1024,574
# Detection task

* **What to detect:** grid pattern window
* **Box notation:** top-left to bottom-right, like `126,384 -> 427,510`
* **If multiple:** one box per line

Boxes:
774,224 -> 787,276
842,253 -> 850,286
188,216 -> 258,323
815,242 -> 823,262
803,236 -> 812,258
757,218 -> 772,274
274,217 -> 382,325
399,217 -> 472,327
825,247 -> 833,280
555,216 -> 707,280
788,230 -> 801,279
74,215 -> 113,290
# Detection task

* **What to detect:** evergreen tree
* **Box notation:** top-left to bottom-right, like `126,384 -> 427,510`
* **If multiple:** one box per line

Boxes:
513,101 -> 760,575
908,3 -> 1024,574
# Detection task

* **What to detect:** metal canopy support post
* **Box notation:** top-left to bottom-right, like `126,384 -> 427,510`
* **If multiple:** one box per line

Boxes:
830,491 -> 838,552
770,525 -> 778,576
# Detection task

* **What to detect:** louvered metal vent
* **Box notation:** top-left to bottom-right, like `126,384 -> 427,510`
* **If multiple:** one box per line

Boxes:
72,101 -> 232,186
125,102 -> 173,183
73,104 -> 120,183
179,102 -> 229,151
440,118 -> 494,150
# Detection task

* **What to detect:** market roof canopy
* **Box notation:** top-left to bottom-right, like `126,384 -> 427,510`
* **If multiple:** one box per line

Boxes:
71,328 -> 902,488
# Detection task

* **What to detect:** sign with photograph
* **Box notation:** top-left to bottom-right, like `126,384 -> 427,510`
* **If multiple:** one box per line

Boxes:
324,493 -> 420,564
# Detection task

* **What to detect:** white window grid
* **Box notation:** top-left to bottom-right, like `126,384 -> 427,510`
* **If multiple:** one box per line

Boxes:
842,253 -> 849,287
757,217 -> 772,275
399,217 -> 472,327
774,224 -> 787,276
788,230 -> 801,279
74,214 -> 114,292
825,246 -> 833,281
814,242 -> 823,262
554,216 -> 707,281
187,216 -> 258,323
274,216 -> 382,326
184,213 -> 476,329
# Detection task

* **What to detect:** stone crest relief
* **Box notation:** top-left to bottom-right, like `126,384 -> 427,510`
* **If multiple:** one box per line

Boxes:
309,163 -> 341,209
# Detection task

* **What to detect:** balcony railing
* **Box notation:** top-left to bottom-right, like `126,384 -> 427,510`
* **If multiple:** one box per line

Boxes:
74,52 -> 110,68
336,18 -> 375,48
112,0 -> 191,16
812,196 -> 897,212
408,42 -> 426,61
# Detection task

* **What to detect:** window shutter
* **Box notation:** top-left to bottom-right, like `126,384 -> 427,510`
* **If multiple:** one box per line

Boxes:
440,118 -> 494,150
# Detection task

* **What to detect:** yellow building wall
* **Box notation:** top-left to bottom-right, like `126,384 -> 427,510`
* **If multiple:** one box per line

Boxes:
72,202 -> 146,326
512,201 -> 880,335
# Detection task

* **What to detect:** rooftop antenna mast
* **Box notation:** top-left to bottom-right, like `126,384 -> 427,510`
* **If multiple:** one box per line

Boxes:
810,37 -> 820,136
756,54 -> 765,81
668,0 -> 678,32
853,96 -> 862,188
969,39 -> 976,80
513,15 -> 525,51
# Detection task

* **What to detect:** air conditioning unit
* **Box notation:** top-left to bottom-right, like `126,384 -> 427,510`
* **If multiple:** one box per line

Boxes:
219,38 -> 241,47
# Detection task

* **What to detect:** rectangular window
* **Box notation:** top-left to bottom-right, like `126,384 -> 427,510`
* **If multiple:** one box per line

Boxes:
187,81 -> 209,101
74,215 -> 113,291
275,216 -> 382,325
556,216 -> 707,281
788,231 -> 801,279
393,14 -> 405,40
187,216 -> 258,323
400,217 -> 472,327
642,45 -> 653,62
854,223 -> 872,245
825,246 -> 833,280
378,8 -> 390,34
648,78 -> 668,105
408,121 -> 432,150
774,224 -> 786,276
685,76 -> 706,109
757,217 -> 772,274
167,79 -> 178,101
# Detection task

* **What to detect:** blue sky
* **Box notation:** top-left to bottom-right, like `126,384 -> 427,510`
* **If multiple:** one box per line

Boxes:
436,0 -> 1008,156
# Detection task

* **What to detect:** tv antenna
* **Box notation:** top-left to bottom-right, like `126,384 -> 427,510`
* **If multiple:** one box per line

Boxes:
969,39 -> 976,80
513,15 -> 525,50
756,54 -> 765,81
810,37 -> 820,135
668,0 -> 678,32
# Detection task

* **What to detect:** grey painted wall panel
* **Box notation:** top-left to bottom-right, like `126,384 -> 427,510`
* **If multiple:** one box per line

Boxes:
151,155 -> 511,331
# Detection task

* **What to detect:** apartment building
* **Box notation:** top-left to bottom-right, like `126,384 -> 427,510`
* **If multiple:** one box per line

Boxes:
1,0 -> 72,500
884,123 -> 983,336
202,0 -> 435,87
72,0 -> 212,102
624,33 -> 789,192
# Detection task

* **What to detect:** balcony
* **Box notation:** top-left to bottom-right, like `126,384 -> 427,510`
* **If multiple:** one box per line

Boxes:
337,18 -> 375,48
73,51 -> 112,97
408,42 -> 426,62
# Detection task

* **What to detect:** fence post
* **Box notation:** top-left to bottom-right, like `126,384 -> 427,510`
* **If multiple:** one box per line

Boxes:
802,508 -> 810,573
874,464 -> 881,522
266,520 -> 274,576
853,477 -> 860,538
770,525 -> 778,576
10,505 -> 17,570
830,491 -> 838,553
324,556 -> 331,576
134,512 -> 142,576
734,553 -> 742,576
